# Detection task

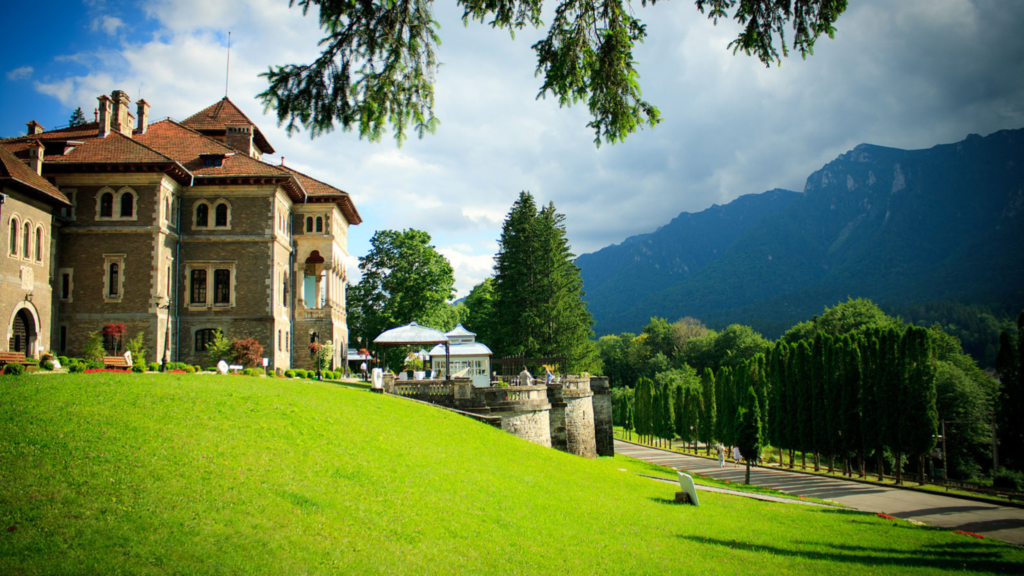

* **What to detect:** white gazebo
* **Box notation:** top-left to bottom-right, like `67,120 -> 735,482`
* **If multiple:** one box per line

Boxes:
373,322 -> 450,378
429,324 -> 492,387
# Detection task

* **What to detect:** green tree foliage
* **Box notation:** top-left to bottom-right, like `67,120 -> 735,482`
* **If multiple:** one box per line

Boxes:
699,368 -> 717,454
419,301 -> 469,333
679,324 -> 770,374
347,229 -> 455,368
737,386 -> 764,484
205,329 -> 234,366
493,192 -> 597,372
126,333 -> 148,370
611,386 -> 634,426
68,107 -> 87,127
463,278 -> 497,348
785,298 -> 902,343
899,326 -> 938,483
996,312 -> 1024,469
260,0 -> 847,146
84,331 -> 105,362
635,377 -> 654,442
794,340 -> 814,466
839,336 -> 862,472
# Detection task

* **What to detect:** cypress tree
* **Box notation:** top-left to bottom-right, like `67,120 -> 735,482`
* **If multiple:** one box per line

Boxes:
840,336 -> 863,477
900,326 -> 938,484
783,342 -> 798,468
824,335 -> 840,473
769,342 -> 788,466
795,340 -> 814,470
674,383 -> 687,444
635,377 -> 653,444
996,313 -> 1024,469
753,353 -> 769,449
689,385 -> 703,452
699,368 -> 717,455
715,367 -> 731,447
810,333 -> 827,471
737,386 -> 764,485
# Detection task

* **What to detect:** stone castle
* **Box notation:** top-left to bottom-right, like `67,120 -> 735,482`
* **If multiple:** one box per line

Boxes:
1,90 -> 359,371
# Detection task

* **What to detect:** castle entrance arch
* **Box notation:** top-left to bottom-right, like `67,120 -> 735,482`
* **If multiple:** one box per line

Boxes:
8,308 -> 37,355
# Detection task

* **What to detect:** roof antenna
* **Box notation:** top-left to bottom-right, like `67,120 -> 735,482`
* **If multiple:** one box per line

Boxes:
225,31 -> 231,98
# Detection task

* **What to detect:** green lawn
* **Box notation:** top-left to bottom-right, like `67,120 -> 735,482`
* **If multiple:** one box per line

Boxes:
2,373 -> 1022,574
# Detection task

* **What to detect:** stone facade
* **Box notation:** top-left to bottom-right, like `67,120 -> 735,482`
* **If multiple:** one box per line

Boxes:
1,91 -> 361,369
590,376 -> 615,457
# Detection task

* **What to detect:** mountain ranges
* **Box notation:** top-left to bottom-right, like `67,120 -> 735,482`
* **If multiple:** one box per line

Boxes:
577,128 -> 1024,338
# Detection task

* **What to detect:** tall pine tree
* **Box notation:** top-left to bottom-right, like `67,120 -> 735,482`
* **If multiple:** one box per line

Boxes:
492,193 -> 596,372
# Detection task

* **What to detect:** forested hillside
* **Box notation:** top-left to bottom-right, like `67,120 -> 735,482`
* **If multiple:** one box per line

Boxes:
579,129 -> 1024,349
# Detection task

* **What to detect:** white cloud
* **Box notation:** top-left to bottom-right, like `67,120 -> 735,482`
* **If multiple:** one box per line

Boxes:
91,15 -> 125,36
6,66 -> 33,81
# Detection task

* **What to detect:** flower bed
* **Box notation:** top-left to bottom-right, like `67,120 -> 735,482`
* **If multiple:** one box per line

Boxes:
84,368 -> 131,374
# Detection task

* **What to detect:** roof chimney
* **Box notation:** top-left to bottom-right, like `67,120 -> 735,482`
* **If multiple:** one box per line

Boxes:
110,90 -> 133,137
97,95 -> 112,137
225,123 -> 254,157
26,120 -> 44,135
28,140 -> 44,176
136,99 -> 150,135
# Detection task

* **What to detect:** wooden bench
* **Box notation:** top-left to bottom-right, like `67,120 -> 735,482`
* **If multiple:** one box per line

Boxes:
102,355 -> 131,369
0,351 -> 33,366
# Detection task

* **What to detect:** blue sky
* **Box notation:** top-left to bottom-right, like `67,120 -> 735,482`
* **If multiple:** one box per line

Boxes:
3,0 -> 1024,298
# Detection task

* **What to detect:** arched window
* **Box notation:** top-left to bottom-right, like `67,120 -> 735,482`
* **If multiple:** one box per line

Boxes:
108,263 -> 119,297
214,203 -> 228,227
35,226 -> 43,262
190,269 -> 207,304
100,192 -> 113,218
119,192 -> 134,218
315,217 -> 323,232
9,218 -> 18,255
306,217 -> 313,232
22,222 -> 30,258
196,204 -> 209,227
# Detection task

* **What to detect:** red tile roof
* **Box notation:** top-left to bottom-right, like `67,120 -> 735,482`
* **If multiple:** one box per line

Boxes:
138,120 -> 287,177
181,98 -> 275,154
0,145 -> 70,206
280,165 -> 363,225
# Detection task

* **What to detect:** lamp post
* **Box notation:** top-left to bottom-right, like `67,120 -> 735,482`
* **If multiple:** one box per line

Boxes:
156,296 -> 172,366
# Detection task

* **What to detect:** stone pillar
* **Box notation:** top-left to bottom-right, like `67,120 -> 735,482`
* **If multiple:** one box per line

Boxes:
549,377 -> 597,458
591,376 -> 614,456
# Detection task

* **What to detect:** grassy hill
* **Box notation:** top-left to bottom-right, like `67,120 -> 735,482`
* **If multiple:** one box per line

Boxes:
2,373 -> 1023,574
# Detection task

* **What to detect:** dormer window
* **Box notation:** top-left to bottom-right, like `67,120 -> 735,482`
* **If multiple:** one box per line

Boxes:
201,152 -> 234,168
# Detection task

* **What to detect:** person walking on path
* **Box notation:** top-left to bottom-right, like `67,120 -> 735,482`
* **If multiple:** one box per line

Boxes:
732,446 -> 742,468
717,443 -> 726,467
360,361 -> 368,381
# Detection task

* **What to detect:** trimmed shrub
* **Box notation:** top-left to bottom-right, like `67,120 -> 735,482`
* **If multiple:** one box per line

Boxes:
183,365 -> 196,374
242,368 -> 262,377
86,360 -> 104,370
57,356 -> 69,366
68,361 -> 85,374
194,365 -> 202,372
993,470 -> 1024,493
132,364 -> 145,373
3,363 -> 26,376
206,367 -> 218,373
41,360 -> 55,371
285,370 -> 297,378
148,362 -> 160,372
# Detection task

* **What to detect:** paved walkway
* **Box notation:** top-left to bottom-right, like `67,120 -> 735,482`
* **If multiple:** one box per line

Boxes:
616,440 -> 1024,545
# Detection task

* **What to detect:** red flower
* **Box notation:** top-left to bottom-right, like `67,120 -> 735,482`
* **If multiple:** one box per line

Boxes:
876,513 -> 897,520
84,368 -> 131,374
955,530 -> 984,539
6,526 -> 15,532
